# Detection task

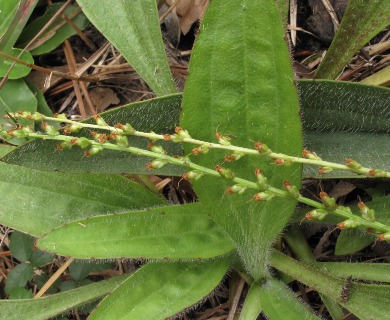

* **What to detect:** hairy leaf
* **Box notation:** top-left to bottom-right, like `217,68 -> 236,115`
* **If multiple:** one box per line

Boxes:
180,0 -> 302,280
37,203 -> 235,260
271,250 -> 390,319
260,279 -> 320,319
0,275 -> 128,320
0,162 -> 165,236
89,258 -> 230,320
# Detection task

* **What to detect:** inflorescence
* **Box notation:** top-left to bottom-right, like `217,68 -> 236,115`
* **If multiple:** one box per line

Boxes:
2,111 -> 390,241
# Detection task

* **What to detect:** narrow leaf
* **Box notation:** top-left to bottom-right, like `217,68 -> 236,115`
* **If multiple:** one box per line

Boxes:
270,250 -> 390,319
17,3 -> 89,55
260,279 -> 320,320
89,258 -> 230,320
0,0 -> 38,52
0,162 -> 165,236
76,0 -> 176,96
315,0 -> 390,79
239,282 -> 263,320
314,261 -> 390,283
360,64 -> 390,87
37,203 -> 235,260
0,274 -> 128,320
181,0 -> 302,280
3,94 -> 184,175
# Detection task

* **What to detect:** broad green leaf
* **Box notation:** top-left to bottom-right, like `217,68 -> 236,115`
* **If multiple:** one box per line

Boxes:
298,80 -> 390,178
76,0 -> 176,96
0,162 -> 165,236
270,250 -> 390,319
3,94 -> 184,175
239,282 -> 263,320
260,279 -> 320,320
9,231 -> 33,262
0,274 -> 128,320
315,0 -> 390,79
89,258 -> 230,320
360,65 -> 390,87
37,203 -> 235,259
0,47 -> 33,79
335,229 -> 375,256
17,3 -> 89,56
314,261 -> 390,283
4,263 -> 33,294
181,0 -> 302,280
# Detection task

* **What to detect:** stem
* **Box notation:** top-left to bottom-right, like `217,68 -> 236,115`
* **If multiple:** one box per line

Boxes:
18,113 -> 390,179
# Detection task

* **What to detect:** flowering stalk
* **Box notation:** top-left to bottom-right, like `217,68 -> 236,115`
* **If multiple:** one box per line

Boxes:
5,111 -> 390,178
2,112 -> 390,239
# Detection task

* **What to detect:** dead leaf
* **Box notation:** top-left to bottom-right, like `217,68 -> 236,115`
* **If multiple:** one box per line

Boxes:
166,0 -> 209,35
88,87 -> 120,113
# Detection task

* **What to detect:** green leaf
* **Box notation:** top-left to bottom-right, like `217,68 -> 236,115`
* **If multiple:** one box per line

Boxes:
0,162 -> 165,236
360,64 -> 390,87
69,261 -> 113,282
0,47 -> 33,79
335,229 -> 375,256
180,0 -> 302,280
30,250 -> 54,267
298,80 -> 390,178
89,258 -> 230,320
9,231 -> 34,262
239,282 -> 263,320
260,279 -> 320,320
0,274 -> 128,320
3,94 -> 184,175
5,263 -> 33,294
17,3 -> 89,56
0,0 -> 38,52
9,288 -> 34,300
270,250 -> 390,319
315,0 -> 390,79
0,144 -> 15,156
76,0 -> 176,96
314,261 -> 390,283
0,0 -> 19,37
0,79 -> 37,119
37,203 -> 235,260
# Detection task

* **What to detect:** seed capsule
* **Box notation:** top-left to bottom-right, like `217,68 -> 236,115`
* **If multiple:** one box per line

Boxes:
182,171 -> 203,181
337,219 -> 360,229
253,192 -> 275,201
84,145 -> 103,156
318,167 -> 333,174
225,184 -> 247,195
358,200 -> 375,222
319,192 -> 336,209
215,165 -> 235,179
305,209 -> 327,221
215,131 -> 231,146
